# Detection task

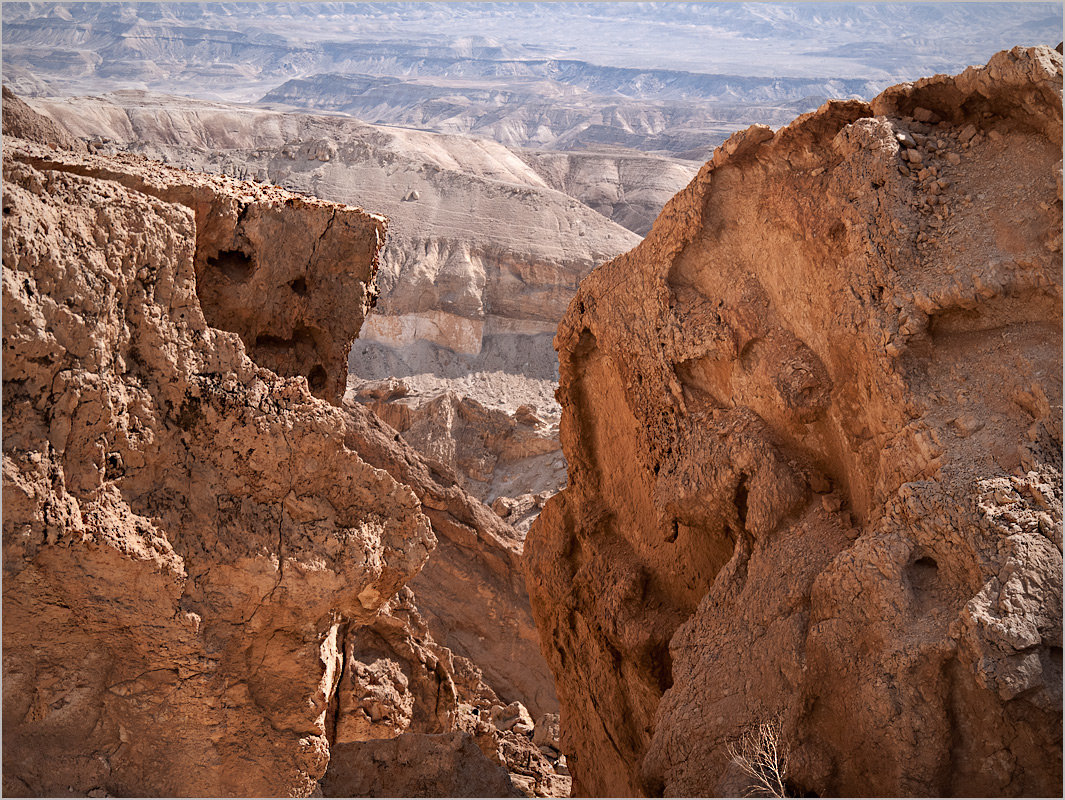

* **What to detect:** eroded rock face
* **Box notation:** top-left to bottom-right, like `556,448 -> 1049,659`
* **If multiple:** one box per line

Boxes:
2,85 -> 86,152
524,46 -> 1063,797
338,398 -> 559,720
356,383 -> 564,519
320,586 -> 570,798
4,138 -> 382,404
1,137 -> 433,796
3,100 -> 563,796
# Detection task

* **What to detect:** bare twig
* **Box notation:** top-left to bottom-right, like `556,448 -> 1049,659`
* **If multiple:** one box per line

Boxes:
726,717 -> 790,798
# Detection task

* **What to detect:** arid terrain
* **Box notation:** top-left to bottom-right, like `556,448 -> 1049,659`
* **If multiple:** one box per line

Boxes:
2,2 -> 1063,798
525,43 -> 1064,797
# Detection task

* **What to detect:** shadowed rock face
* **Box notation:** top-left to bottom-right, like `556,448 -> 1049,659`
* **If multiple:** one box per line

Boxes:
524,46 -> 1063,797
337,396 -> 560,722
323,732 -> 521,798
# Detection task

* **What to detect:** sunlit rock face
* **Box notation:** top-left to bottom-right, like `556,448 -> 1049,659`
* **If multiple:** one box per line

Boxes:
524,46 -> 1063,798
1,128 -> 435,796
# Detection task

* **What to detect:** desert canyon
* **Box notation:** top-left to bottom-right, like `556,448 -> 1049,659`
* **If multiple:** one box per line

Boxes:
2,3 -> 1063,798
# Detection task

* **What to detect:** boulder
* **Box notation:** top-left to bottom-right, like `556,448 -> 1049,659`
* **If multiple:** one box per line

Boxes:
492,701 -> 536,736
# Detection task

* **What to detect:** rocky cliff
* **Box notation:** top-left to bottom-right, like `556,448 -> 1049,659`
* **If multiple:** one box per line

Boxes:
2,101 -> 562,797
524,45 -> 1063,797
1,133 -> 420,796
27,90 -> 647,513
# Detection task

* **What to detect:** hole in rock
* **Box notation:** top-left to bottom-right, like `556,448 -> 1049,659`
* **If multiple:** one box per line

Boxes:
649,641 -> 674,693
907,555 -> 940,600
665,518 -> 679,543
308,365 -> 328,392
734,476 -> 750,531
254,327 -> 316,350
290,277 -> 308,296
207,249 -> 255,283
913,555 -> 938,571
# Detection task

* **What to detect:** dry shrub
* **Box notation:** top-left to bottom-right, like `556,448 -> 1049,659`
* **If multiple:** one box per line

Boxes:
726,717 -> 790,798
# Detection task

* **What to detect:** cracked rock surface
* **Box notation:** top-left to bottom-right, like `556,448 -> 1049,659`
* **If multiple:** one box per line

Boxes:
3,137 -> 384,405
524,45 -> 1063,797
2,97 -> 562,796
1,134 -> 431,795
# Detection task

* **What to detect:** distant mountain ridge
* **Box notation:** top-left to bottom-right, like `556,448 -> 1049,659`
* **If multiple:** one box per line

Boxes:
257,55 -> 885,103
5,2 -> 1060,82
5,2 -> 1059,158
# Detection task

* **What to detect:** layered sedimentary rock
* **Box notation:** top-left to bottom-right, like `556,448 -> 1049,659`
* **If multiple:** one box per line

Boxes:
27,90 -> 640,367
518,150 -> 699,236
2,102 -> 559,796
27,89 -> 643,516
524,46 -> 1064,797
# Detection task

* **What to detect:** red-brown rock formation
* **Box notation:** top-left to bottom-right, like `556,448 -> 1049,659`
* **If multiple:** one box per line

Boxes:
322,732 -> 520,798
342,401 -> 559,719
1,137 -> 429,795
3,136 -> 381,404
524,45 -> 1063,797
355,382 -> 563,532
319,586 -> 569,797
2,100 -> 559,796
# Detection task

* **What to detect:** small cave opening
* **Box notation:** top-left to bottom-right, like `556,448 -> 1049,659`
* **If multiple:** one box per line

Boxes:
290,277 -> 308,296
733,476 -> 750,532
649,640 -> 674,694
308,365 -> 328,394
907,554 -> 941,602
207,249 -> 255,283
913,555 -> 938,572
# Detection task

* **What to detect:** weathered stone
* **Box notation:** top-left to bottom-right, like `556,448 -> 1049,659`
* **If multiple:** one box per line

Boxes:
533,713 -> 561,752
2,99 -> 564,798
1,139 -> 431,796
492,701 -> 536,735
339,399 -> 560,719
524,46 -> 1063,798
2,138 -> 383,404
1,85 -> 86,152
321,733 -> 521,798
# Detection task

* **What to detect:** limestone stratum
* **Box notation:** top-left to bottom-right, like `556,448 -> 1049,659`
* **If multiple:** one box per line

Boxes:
2,15 -> 1063,800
